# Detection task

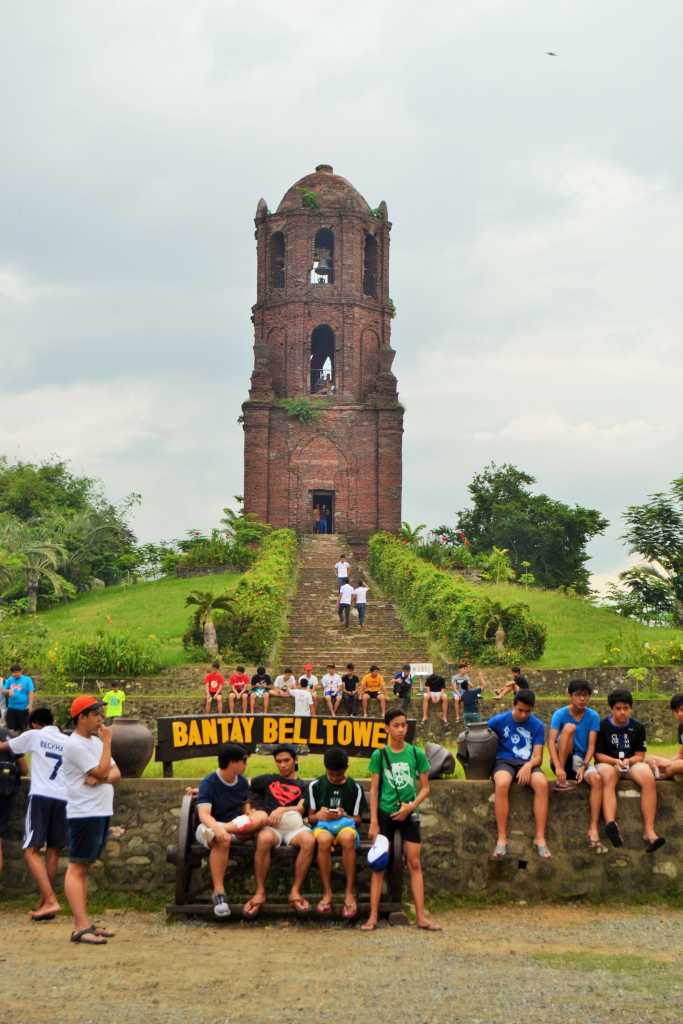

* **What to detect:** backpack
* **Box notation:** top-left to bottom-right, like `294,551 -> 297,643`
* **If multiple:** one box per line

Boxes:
0,760 -> 20,798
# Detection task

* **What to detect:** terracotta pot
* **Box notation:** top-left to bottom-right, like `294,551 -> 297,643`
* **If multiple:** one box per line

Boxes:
456,722 -> 498,780
110,718 -> 154,778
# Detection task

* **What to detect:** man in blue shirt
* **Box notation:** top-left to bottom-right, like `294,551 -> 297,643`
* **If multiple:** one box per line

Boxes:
488,689 -> 551,860
2,663 -> 35,733
547,679 -> 604,849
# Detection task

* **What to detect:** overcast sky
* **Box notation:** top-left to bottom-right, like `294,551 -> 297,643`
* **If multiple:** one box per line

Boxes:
2,1 -> 682,589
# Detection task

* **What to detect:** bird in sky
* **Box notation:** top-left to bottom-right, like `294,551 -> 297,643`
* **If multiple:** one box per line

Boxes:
546,51 -> 558,56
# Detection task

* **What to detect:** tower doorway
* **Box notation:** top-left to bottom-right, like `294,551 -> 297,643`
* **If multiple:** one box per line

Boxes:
312,490 -> 335,534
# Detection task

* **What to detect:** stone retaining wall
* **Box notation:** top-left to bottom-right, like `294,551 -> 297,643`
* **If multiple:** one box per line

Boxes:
2,779 -> 682,901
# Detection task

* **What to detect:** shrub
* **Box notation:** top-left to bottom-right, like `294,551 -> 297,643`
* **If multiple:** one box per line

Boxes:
184,529 -> 297,662
59,630 -> 164,676
368,533 -> 546,663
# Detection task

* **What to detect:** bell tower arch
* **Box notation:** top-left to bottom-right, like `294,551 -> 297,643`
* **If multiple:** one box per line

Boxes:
242,165 -> 403,539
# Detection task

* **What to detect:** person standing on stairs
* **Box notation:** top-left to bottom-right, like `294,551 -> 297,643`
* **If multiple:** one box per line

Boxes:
338,580 -> 354,628
353,578 -> 369,627
334,554 -> 351,587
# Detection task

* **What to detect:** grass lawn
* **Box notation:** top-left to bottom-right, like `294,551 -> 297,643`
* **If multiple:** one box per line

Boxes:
475,581 -> 683,668
143,743 -> 680,780
35,571 -> 240,667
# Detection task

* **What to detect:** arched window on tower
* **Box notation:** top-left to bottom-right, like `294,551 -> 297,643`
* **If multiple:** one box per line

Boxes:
310,325 -> 335,393
363,233 -> 378,297
269,231 -> 285,289
310,228 -> 335,285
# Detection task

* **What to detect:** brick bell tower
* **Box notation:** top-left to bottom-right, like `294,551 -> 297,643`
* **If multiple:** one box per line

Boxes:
242,164 -> 403,540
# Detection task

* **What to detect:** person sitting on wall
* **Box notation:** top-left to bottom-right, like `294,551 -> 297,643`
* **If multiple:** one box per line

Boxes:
646,693 -> 683,780
421,671 -> 449,727
244,744 -> 315,918
249,666 -> 273,714
305,746 -> 367,918
494,666 -> 529,700
204,661 -> 225,714
488,689 -> 551,860
547,679 -> 604,850
341,663 -> 360,717
322,664 -> 343,716
195,743 -> 268,918
595,689 -> 665,853
451,661 -> 470,723
227,665 -> 251,714
361,707 -> 440,931
360,665 -> 387,719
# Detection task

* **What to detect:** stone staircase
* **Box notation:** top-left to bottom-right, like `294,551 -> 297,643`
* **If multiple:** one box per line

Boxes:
279,534 -> 429,675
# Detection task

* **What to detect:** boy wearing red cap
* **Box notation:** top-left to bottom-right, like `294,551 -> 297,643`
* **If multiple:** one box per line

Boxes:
62,695 -> 121,945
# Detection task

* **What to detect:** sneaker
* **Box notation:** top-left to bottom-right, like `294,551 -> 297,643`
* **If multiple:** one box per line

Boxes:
213,893 -> 231,918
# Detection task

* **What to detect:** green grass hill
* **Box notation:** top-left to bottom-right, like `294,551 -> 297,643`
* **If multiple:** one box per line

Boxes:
477,581 -> 682,668
36,571 -> 239,668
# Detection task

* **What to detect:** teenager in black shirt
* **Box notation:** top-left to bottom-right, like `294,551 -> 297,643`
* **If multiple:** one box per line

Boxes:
595,689 -> 665,852
244,744 -> 315,917
341,663 -> 359,717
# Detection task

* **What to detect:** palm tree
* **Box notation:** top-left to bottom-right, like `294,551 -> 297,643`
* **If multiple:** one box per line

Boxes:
399,521 -> 427,547
0,521 -> 70,613
185,590 -> 234,654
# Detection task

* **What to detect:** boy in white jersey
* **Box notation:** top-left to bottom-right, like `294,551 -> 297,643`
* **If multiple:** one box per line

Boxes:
1,707 -> 67,920
321,664 -> 343,716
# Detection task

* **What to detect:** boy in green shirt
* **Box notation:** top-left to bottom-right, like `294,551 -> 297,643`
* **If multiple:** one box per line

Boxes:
361,707 -> 441,932
305,746 -> 367,919
102,685 -> 126,722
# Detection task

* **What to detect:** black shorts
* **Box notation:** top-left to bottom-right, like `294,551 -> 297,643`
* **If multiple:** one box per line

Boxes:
0,793 -> 17,838
67,815 -> 111,864
6,708 -> 29,732
494,759 -> 543,781
378,809 -> 421,846
23,795 -> 67,851
365,692 -> 382,700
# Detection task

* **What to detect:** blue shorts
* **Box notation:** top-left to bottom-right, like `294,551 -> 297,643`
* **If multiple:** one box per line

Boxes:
312,816 -> 360,847
68,816 -> 111,864
24,795 -> 67,851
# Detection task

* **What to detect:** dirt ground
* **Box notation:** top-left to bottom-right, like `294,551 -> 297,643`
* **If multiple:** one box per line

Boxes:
1,904 -> 681,1024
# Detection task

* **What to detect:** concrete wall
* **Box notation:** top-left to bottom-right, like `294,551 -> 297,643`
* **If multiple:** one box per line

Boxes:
2,778 -> 682,901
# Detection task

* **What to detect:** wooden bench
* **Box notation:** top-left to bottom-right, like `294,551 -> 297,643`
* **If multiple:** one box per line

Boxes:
166,786 -> 406,921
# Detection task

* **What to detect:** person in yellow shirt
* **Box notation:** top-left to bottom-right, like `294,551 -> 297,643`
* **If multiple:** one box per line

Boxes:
102,685 -> 126,722
359,665 -> 387,719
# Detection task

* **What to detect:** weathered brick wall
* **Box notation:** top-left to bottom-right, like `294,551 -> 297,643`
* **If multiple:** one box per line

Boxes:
3,779 -> 681,900
243,164 -> 403,538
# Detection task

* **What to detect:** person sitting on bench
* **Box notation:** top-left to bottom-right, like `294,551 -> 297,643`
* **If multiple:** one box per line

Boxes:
244,744 -> 315,918
305,746 -> 366,919
195,743 -> 268,918
646,693 -> 683,779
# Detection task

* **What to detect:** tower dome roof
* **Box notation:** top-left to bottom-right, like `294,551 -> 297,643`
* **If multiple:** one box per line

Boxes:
276,164 -> 371,215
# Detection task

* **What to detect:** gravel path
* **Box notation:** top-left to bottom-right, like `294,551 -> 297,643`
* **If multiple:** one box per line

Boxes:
1,905 -> 682,1024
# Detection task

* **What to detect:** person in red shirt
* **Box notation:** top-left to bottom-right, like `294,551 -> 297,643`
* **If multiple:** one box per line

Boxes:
204,662 -> 225,713
228,666 -> 251,713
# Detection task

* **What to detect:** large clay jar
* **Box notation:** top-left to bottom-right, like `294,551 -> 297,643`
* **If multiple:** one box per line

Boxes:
110,718 -> 154,778
456,722 -> 499,780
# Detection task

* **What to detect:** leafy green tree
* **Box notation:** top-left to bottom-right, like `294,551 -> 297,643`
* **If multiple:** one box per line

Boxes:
456,462 -> 608,593
608,477 -> 683,624
0,519 -> 72,613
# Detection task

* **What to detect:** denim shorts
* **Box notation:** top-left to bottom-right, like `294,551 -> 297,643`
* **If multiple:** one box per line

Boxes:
68,815 -> 111,864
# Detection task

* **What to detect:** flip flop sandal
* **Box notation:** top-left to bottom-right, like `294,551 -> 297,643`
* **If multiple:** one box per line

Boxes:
605,821 -> 623,847
416,921 -> 443,931
316,899 -> 333,915
288,896 -> 310,913
645,836 -> 666,854
492,842 -> 508,859
342,901 -> 357,920
533,843 -> 552,860
92,925 -> 115,938
31,912 -> 56,922
70,926 -> 107,945
242,898 -> 265,919
587,838 -> 608,854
